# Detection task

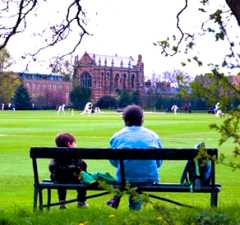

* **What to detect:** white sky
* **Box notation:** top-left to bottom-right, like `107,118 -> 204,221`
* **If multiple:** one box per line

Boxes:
6,0 -> 240,78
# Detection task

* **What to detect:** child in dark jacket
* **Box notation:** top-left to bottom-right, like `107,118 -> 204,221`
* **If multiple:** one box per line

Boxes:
49,133 -> 88,209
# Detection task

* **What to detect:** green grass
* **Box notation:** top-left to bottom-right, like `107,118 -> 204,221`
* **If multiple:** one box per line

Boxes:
0,110 -> 239,211
0,205 -> 240,225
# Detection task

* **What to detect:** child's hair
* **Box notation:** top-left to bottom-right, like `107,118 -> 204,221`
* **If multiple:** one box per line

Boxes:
55,133 -> 76,147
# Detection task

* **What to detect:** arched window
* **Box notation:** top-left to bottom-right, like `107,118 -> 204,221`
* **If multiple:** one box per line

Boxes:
101,72 -> 104,87
131,74 -> 135,88
114,74 -> 119,88
80,72 -> 92,88
123,74 -> 127,89
103,73 -> 107,88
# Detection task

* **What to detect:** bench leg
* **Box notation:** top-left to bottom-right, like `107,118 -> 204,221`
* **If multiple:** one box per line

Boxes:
33,186 -> 38,211
211,191 -> 218,207
39,188 -> 43,210
47,188 -> 51,210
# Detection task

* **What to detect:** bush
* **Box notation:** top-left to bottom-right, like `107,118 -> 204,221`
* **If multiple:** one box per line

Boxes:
70,86 -> 91,109
185,210 -> 232,225
12,84 -> 32,109
96,95 -> 117,109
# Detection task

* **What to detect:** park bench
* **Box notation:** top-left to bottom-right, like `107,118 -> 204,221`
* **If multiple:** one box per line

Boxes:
30,147 -> 221,210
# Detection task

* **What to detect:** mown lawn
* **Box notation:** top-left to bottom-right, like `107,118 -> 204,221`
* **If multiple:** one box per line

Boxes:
0,110 -> 239,211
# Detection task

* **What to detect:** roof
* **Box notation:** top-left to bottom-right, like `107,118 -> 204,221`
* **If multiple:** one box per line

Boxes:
88,53 -> 136,68
18,72 -> 67,81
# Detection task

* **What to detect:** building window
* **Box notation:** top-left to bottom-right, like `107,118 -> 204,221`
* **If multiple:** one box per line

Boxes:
123,74 -> 127,89
101,72 -> 104,88
106,72 -> 110,80
114,74 -> 119,88
80,72 -> 92,88
96,77 -> 100,88
131,74 -> 135,88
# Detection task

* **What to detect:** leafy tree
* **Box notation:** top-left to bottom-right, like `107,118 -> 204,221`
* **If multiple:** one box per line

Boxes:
0,48 -> 11,71
131,91 -> 142,106
190,70 -> 240,168
13,84 -> 32,109
153,1 -> 240,168
117,90 -> 143,108
96,96 -> 117,109
0,48 -> 20,103
70,86 -> 91,109
118,90 -> 132,108
0,71 -> 21,103
190,70 -> 235,109
142,94 -> 158,111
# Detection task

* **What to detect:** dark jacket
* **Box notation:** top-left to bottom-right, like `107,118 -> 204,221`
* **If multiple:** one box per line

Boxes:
49,158 -> 87,183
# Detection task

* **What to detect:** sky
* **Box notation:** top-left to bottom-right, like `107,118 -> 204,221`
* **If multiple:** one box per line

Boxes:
5,0 -> 240,79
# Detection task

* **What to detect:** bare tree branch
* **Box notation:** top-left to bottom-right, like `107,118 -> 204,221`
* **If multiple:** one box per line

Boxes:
28,0 -> 90,59
156,0 -> 194,57
0,0 -> 38,50
175,0 -> 188,53
0,0 -> 89,59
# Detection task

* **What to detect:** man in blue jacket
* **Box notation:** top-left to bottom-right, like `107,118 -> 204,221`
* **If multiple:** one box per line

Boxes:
108,104 -> 163,210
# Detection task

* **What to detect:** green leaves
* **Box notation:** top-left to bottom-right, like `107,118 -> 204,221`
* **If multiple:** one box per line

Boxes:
70,86 -> 91,109
215,31 -> 225,41
0,48 -> 11,71
210,10 -> 223,24
0,71 -> 21,103
191,69 -> 240,169
13,84 -> 32,109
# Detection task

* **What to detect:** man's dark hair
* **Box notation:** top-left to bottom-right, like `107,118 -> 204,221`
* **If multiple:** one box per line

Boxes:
123,104 -> 143,126
55,133 -> 76,147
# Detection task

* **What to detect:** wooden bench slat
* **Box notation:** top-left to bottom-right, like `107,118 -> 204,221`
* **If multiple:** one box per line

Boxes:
30,147 -> 218,160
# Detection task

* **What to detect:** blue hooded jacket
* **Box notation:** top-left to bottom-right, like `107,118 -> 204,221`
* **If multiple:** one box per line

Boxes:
109,126 -> 163,183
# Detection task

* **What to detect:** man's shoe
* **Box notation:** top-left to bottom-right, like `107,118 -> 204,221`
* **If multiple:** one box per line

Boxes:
59,205 -> 66,209
78,202 -> 89,208
106,196 -> 120,209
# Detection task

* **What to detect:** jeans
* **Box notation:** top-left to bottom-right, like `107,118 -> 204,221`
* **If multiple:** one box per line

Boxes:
128,182 -> 156,210
129,194 -> 142,210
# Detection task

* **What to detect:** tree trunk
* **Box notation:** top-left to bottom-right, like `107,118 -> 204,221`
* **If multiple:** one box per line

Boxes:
226,0 -> 240,26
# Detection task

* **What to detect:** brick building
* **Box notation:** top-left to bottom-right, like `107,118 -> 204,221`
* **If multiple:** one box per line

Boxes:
18,52 -> 145,107
73,52 -> 144,102
18,72 -> 71,107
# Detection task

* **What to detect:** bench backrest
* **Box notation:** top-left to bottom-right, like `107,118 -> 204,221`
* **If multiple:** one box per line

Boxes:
30,147 -> 218,160
30,147 -> 218,187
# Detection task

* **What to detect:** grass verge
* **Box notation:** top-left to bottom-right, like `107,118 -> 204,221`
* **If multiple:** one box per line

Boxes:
0,204 -> 240,225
